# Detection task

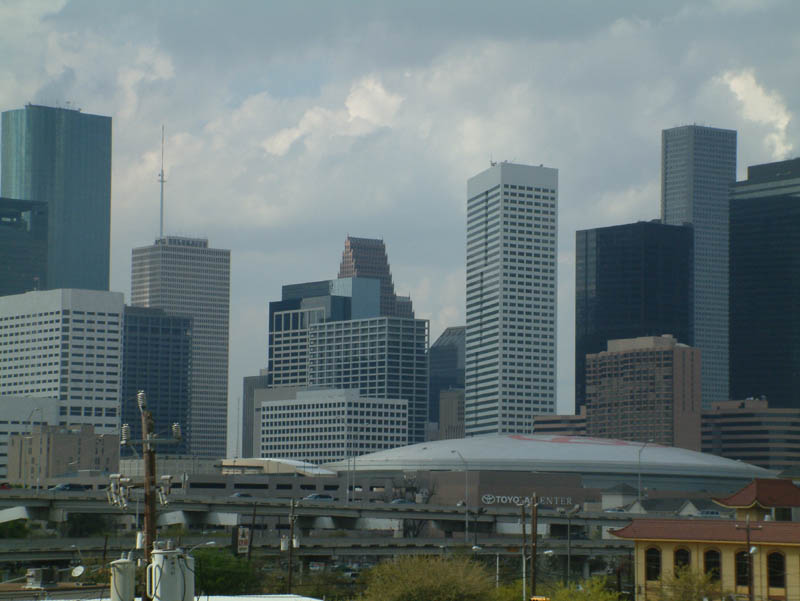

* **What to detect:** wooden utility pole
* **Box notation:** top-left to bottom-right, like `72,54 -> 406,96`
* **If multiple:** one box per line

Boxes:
139,392 -> 156,567
736,515 -> 762,601
530,493 -> 538,597
247,502 -> 257,560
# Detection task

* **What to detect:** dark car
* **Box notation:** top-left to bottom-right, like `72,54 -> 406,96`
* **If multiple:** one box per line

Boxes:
303,493 -> 334,501
230,492 -> 253,498
49,483 -> 88,492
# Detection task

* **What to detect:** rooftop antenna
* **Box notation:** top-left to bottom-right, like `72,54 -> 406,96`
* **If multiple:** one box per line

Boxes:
158,125 -> 167,238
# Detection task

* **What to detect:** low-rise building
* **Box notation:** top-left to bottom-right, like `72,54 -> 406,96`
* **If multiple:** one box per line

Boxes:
703,399 -> 800,472
7,424 -> 119,487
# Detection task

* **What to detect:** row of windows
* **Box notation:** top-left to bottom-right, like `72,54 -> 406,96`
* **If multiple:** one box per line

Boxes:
645,547 -> 786,588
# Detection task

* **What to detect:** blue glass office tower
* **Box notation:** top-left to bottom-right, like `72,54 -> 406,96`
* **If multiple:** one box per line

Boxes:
0,198 -> 48,296
1,105 -> 111,291
122,306 -> 192,455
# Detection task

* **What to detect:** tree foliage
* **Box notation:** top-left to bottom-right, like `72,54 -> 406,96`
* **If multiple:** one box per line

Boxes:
545,576 -> 621,601
193,549 -> 261,595
361,556 -> 493,601
659,566 -> 725,601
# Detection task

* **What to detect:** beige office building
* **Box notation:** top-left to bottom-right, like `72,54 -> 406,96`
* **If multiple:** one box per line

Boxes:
585,335 -> 701,450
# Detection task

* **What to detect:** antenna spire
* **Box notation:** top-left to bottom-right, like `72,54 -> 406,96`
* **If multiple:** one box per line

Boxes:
158,125 -> 167,238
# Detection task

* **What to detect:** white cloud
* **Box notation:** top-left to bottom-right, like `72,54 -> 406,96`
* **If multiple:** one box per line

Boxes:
718,68 -> 793,159
262,77 -> 402,156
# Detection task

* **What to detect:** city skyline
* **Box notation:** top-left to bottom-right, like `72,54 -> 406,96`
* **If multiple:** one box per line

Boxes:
0,2 -> 797,441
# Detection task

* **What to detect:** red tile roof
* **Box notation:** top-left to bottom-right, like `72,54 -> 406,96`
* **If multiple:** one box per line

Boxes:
713,478 -> 800,509
612,518 -> 800,545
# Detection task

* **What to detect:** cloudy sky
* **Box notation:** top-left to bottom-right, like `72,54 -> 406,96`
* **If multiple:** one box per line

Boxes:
2,0 -> 797,452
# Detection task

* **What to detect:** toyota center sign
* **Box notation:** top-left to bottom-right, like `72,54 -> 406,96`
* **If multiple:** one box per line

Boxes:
481,494 -> 573,507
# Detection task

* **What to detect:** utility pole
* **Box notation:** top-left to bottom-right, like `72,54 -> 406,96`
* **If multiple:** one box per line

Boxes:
736,515 -> 762,601
139,391 -> 156,568
530,492 -> 538,597
247,502 -> 257,560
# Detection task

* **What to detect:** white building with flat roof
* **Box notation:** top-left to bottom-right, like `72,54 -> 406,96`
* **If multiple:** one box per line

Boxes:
256,389 -> 407,464
0,289 -> 124,435
466,162 -> 558,436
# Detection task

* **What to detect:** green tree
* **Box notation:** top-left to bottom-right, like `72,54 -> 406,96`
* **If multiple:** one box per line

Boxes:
0,519 -> 28,538
545,576 -> 621,601
659,566 -> 725,601
193,549 -> 261,595
361,556 -> 493,601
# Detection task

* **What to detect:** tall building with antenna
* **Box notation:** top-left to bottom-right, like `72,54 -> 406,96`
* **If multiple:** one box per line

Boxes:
130,130 -> 231,458
1,104 -> 112,291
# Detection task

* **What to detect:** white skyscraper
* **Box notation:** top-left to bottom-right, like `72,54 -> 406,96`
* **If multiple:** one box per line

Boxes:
0,289 -> 124,434
466,162 -> 558,435
131,236 -> 231,458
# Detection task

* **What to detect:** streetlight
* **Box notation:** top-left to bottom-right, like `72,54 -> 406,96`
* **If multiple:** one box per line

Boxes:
557,504 -> 580,584
637,439 -> 654,503
451,449 -> 469,543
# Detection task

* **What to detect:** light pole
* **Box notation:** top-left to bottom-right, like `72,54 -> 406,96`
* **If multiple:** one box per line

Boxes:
736,515 -> 762,601
637,439 -> 654,503
558,504 -> 580,584
451,449 -> 469,542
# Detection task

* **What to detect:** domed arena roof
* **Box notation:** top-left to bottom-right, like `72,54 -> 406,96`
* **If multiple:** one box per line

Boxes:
326,434 -> 774,482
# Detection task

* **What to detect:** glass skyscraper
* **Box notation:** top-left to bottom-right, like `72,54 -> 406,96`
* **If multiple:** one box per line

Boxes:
730,158 -> 800,408
661,125 -> 736,405
575,220 -> 693,411
1,105 -> 112,291
466,162 -> 558,435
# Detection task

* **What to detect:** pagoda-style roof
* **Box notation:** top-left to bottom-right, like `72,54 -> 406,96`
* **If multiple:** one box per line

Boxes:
713,478 -> 800,509
612,518 -> 800,546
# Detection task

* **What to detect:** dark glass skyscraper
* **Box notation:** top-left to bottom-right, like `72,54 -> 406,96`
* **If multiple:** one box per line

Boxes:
0,198 -> 47,296
661,125 -> 736,405
730,158 -> 800,408
575,221 -> 693,411
122,306 -> 192,455
428,326 -> 465,423
1,105 -> 112,291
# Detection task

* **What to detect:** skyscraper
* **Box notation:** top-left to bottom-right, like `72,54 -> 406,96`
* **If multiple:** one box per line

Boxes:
575,220 -> 693,411
1,105 -> 112,291
338,236 -> 413,318
466,162 -> 558,436
122,306 -> 192,455
730,158 -> 800,408
0,289 -> 124,435
131,236 -> 230,458
0,198 -> 47,296
661,125 -> 736,405
428,326 -> 465,424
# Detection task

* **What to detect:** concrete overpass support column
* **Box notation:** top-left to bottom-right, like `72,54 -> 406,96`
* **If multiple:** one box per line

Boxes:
583,559 -> 590,580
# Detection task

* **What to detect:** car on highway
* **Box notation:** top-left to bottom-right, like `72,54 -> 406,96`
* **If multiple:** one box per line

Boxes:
303,493 -> 334,501
230,492 -> 253,498
49,483 -> 88,492
390,498 -> 416,504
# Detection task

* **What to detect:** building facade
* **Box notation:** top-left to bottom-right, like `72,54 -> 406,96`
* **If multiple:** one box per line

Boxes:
466,162 -> 558,435
428,326 -> 465,424
1,105 -> 112,291
337,236 -> 413,318
122,306 -> 192,455
533,407 -> 587,437
7,424 -> 118,488
256,389 -> 407,464
307,316 -> 429,444
730,158 -> 800,408
0,289 -> 123,435
585,335 -> 701,450
0,397 -> 59,481
131,236 -> 230,458
703,399 -> 800,472
661,125 -> 736,405
437,388 -> 465,440
575,221 -> 693,411
0,198 -> 48,296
